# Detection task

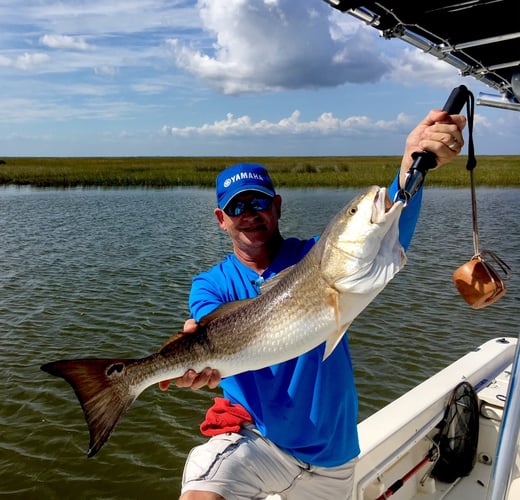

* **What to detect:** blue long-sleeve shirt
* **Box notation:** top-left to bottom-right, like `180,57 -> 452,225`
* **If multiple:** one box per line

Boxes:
188,175 -> 422,466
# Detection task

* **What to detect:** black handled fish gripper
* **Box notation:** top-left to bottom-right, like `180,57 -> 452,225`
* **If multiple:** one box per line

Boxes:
396,85 -> 469,205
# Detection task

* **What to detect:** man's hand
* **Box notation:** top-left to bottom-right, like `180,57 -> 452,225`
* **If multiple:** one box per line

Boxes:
158,318 -> 222,391
400,110 -> 467,186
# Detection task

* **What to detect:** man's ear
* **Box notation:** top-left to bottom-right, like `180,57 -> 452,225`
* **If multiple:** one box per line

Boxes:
214,208 -> 227,231
273,194 -> 282,219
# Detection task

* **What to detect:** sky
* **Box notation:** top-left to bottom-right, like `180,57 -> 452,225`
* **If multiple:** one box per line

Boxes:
1,0 -> 519,157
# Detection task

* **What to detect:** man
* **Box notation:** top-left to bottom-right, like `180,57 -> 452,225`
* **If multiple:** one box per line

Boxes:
161,109 -> 466,499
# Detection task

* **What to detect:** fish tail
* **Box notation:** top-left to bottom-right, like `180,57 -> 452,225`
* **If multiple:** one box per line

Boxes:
41,358 -> 138,457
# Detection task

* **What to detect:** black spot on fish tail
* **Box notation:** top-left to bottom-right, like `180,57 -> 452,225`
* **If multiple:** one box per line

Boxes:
106,362 -> 125,377
41,358 -> 137,458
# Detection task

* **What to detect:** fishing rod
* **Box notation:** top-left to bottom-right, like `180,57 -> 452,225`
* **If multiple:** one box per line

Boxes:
374,447 -> 438,500
375,382 -> 479,500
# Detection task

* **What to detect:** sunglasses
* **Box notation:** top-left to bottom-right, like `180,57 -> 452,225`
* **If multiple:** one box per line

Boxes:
223,196 -> 273,217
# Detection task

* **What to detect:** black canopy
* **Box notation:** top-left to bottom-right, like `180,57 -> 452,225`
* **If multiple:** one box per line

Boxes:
324,0 -> 520,111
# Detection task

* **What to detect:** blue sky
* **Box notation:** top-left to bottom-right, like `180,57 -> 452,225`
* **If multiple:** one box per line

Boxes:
1,0 -> 519,157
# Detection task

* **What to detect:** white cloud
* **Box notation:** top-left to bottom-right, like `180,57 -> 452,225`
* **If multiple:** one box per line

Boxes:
162,110 -> 414,137
0,96 -> 141,123
0,55 -> 11,67
0,0 -> 200,79
473,113 -> 492,129
13,0 -> 201,36
473,111 -> 520,140
94,65 -> 119,76
0,0 -> 517,156
40,34 -> 91,50
131,82 -> 168,94
0,52 -> 50,70
386,47 -> 463,89
167,0 -> 390,94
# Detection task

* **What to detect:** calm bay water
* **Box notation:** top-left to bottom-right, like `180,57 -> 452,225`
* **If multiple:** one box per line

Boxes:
1,186 -> 518,498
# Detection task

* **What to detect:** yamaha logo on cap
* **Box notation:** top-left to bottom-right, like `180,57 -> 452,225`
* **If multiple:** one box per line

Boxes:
223,171 -> 267,189
216,163 -> 276,209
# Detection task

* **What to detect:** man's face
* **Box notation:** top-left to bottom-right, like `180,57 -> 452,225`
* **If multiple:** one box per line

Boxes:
214,192 -> 282,249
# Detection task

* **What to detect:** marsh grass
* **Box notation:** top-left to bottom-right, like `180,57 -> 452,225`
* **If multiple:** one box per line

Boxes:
0,156 -> 518,188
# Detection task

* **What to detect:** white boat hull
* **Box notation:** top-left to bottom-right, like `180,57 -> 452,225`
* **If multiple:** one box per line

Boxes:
355,337 -> 519,500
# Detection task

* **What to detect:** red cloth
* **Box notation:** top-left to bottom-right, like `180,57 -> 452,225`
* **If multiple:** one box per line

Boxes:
200,397 -> 253,436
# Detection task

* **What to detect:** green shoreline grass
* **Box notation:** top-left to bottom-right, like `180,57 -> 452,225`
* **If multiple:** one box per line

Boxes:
1,156 -> 518,188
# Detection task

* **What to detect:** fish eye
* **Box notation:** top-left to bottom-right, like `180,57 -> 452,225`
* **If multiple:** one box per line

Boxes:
348,207 -> 357,215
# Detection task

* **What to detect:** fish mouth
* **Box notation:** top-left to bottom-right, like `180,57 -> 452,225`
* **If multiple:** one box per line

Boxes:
371,187 -> 398,223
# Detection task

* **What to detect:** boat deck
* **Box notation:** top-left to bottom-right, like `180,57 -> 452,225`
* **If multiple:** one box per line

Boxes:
355,337 -> 519,500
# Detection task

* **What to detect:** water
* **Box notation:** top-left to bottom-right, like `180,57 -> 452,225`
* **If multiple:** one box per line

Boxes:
1,186 -> 518,498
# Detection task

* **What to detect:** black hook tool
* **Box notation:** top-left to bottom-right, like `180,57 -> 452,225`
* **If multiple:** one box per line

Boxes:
396,85 -> 469,205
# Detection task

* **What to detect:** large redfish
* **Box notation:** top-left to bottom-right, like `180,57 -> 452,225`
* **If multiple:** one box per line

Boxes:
41,186 -> 405,457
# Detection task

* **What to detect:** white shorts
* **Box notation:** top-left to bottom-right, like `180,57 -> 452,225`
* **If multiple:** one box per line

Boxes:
181,426 -> 356,500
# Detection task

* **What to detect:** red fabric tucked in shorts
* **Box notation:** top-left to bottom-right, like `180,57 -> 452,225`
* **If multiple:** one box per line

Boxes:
200,397 -> 253,436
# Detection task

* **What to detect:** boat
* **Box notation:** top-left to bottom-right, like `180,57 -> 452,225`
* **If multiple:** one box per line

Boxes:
266,336 -> 519,500
323,0 -> 520,112
354,336 -> 519,499
318,2 -> 519,498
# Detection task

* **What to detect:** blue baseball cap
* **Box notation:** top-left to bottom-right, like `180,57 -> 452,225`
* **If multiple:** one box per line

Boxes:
216,163 -> 276,209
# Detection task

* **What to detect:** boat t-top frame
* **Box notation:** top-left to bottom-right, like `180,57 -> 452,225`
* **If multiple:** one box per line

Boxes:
323,0 -> 520,111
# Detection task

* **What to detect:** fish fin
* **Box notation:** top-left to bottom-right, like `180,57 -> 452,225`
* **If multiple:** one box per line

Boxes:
41,358 -> 138,458
159,298 -> 256,352
257,265 -> 296,294
198,299 -> 255,326
323,322 -> 352,360
195,267 -> 297,329
323,289 -> 350,360
159,331 -> 191,351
